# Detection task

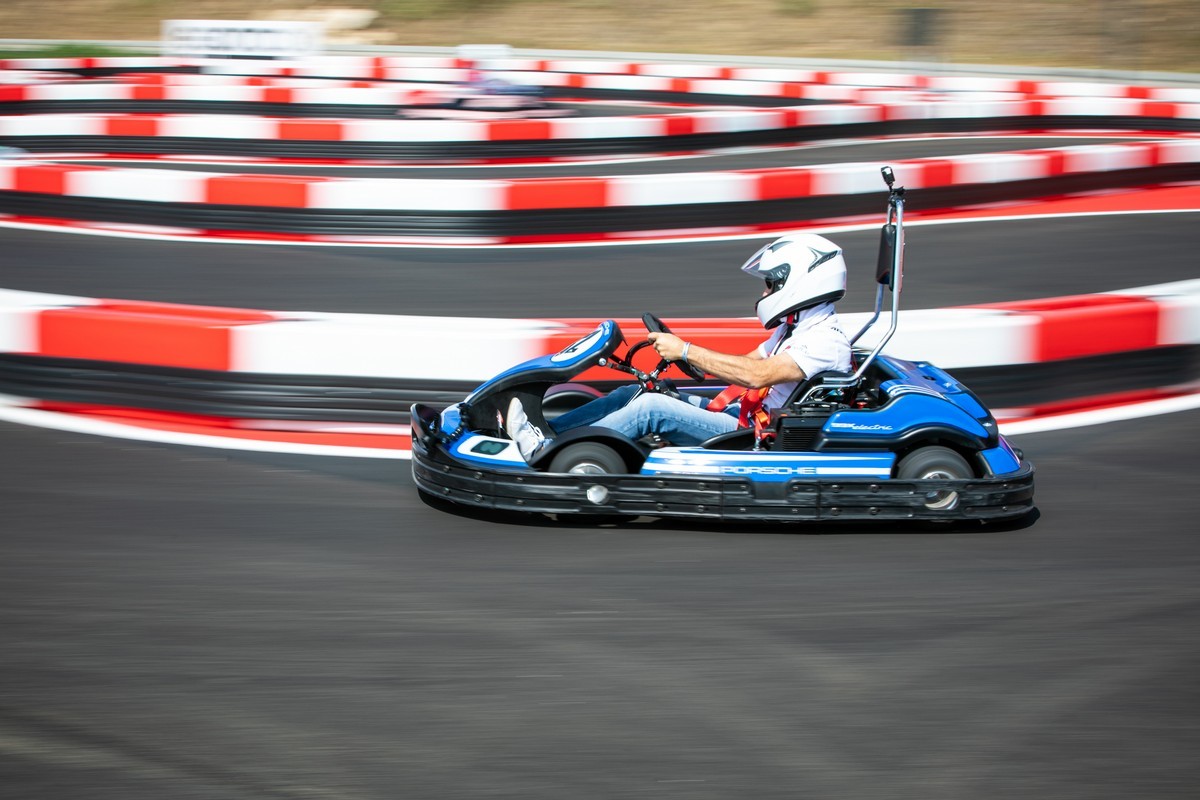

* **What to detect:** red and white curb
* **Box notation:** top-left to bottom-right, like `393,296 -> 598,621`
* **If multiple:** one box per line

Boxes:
2,275 -> 1198,455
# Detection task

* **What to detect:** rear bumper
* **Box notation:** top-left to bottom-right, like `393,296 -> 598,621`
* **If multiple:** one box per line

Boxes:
411,431 -> 1035,524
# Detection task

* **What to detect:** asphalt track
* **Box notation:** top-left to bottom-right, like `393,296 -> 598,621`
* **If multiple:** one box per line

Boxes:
2,407 -> 1199,799
2,147 -> 1200,795
3,212 -> 1199,317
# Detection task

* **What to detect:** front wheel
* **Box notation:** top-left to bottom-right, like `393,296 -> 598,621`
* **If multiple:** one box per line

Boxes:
549,442 -> 626,475
896,446 -> 973,511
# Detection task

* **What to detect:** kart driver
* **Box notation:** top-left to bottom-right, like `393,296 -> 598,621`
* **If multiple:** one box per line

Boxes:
506,233 -> 854,461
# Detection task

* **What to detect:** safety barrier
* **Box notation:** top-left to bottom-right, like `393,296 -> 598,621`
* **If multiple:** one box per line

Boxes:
2,55 -> 1198,241
2,282 -> 1197,430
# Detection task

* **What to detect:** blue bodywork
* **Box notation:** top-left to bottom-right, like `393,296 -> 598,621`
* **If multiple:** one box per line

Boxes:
411,170 -> 1034,522
421,320 -> 1026,483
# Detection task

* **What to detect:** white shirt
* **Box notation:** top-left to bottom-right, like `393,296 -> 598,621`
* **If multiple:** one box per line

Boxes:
755,303 -> 852,411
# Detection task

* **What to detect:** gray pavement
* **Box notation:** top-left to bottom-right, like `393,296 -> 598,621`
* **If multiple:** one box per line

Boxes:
1,409 -> 1198,799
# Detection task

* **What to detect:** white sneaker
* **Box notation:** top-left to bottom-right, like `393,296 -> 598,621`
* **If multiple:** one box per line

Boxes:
505,397 -> 547,461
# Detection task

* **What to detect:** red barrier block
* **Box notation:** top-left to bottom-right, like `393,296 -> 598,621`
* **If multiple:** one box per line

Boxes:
263,87 -> 295,105
277,120 -> 344,140
12,164 -> 105,195
486,120 -> 552,141
37,301 -> 276,371
205,175 -> 325,207
131,85 -> 167,101
505,178 -> 610,210
918,159 -> 956,188
983,294 -> 1162,362
751,168 -> 813,200
105,115 -> 161,137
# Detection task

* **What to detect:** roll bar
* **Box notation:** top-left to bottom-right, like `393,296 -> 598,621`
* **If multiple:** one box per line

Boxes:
799,166 -> 905,402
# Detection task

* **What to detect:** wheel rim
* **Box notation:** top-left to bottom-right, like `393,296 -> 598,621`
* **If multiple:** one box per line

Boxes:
568,461 -> 609,475
921,468 -> 960,511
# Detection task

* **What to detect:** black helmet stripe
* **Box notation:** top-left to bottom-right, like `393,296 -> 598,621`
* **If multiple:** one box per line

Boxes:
808,246 -> 840,272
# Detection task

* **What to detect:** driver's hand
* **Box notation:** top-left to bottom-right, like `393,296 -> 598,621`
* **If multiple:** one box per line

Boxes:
648,331 -> 685,362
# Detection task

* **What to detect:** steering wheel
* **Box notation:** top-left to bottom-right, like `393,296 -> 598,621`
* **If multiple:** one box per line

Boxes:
641,312 -> 706,383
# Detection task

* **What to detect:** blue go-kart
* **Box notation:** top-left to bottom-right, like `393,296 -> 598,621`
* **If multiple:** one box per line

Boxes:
411,168 -> 1035,524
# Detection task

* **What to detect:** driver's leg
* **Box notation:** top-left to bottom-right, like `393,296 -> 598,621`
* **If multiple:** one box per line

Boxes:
549,384 -> 639,433
592,392 -> 738,445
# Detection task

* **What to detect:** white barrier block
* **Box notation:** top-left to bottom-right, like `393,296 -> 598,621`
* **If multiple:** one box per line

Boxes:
346,119 -> 486,143
66,168 -> 210,203
607,172 -> 758,207
731,68 -> 824,83
544,60 -> 634,74
580,74 -> 675,92
691,110 -> 778,134
792,104 -> 882,126
1155,295 -> 1200,347
1062,144 -> 1154,173
924,76 -> 1022,93
846,309 -> 1039,368
1154,139 -> 1200,164
1040,97 -> 1142,117
309,178 -> 506,211
157,115 -> 280,139
824,72 -> 920,88
381,67 -> 463,83
544,115 -> 667,140
0,289 -> 96,353
290,64 -> 375,80
1037,81 -> 1127,98
384,56 -> 460,69
25,83 -> 130,101
807,163 -> 887,196
1151,88 -> 1200,103
641,64 -> 729,78
0,115 -> 106,136
931,100 -> 1027,119
949,152 -> 1048,184
873,101 -> 936,121
800,85 -> 868,102
231,317 -> 562,380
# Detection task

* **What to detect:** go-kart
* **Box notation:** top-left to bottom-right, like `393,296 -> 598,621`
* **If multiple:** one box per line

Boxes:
411,168 -> 1035,524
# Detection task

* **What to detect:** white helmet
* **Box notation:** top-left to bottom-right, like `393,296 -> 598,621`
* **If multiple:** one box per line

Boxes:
740,233 -> 847,328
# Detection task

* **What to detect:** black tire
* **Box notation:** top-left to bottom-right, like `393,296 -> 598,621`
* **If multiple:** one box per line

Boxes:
549,442 -> 626,475
896,446 -> 973,511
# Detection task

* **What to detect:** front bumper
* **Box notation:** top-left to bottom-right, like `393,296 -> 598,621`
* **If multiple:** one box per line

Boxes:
411,433 -> 1036,524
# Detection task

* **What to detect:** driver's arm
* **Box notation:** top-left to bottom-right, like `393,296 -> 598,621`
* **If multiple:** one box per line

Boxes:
649,332 -> 804,389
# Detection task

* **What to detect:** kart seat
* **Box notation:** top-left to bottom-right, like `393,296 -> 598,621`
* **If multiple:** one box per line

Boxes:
782,369 -> 856,407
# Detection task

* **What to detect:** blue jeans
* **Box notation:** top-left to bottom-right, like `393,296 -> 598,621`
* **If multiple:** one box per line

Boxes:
551,384 -> 739,446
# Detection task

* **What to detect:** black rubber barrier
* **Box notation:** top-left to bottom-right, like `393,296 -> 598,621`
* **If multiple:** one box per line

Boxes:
0,163 -> 1196,238
2,115 -> 1197,161
2,345 -> 1195,426
0,355 -> 472,424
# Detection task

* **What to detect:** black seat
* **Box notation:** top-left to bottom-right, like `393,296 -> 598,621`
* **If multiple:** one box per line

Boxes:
781,370 -> 855,408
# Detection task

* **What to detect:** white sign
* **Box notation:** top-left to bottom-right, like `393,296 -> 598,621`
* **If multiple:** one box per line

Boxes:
162,19 -> 324,58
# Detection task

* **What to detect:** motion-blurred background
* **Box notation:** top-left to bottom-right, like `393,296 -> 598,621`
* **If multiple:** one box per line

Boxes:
2,0 -> 1198,73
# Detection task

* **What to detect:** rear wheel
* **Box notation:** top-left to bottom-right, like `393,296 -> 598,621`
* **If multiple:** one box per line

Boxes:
549,442 -> 625,475
896,446 -> 973,511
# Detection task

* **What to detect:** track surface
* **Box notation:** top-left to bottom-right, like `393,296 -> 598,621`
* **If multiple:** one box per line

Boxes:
3,213 -> 1198,317
2,410 -> 1199,799
3,132 -> 1200,796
